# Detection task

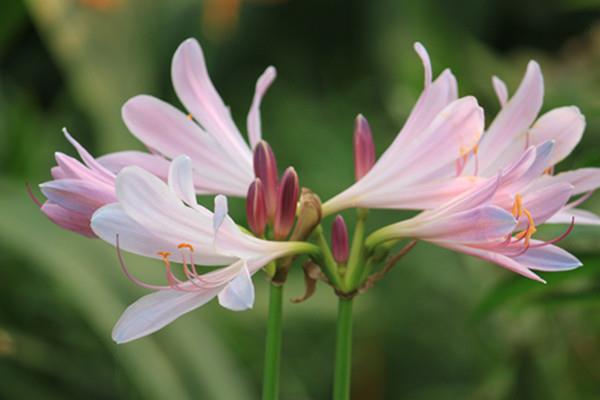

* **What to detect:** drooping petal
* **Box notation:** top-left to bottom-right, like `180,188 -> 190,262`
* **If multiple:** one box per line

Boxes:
171,38 -> 252,168
112,260 -> 245,344
218,262 -> 255,311
512,242 -> 581,272
247,66 -> 277,148
442,243 -> 545,282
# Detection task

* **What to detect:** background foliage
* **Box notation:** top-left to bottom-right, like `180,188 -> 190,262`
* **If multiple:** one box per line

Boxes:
1,0 -> 600,399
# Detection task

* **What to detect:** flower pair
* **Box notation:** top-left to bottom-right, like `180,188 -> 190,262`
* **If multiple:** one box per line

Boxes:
36,38 -> 600,343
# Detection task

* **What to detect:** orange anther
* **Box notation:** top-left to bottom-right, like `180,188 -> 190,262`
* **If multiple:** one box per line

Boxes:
177,243 -> 194,251
511,194 -> 523,218
157,251 -> 171,259
186,113 -> 193,121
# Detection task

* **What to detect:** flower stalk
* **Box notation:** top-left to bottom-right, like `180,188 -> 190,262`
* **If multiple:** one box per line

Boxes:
333,297 -> 354,400
262,282 -> 284,400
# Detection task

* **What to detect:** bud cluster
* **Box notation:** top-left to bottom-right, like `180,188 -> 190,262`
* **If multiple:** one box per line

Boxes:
247,141 -> 300,240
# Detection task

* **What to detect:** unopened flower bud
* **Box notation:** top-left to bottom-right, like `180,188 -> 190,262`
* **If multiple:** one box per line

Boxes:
290,188 -> 322,241
253,140 -> 279,222
246,178 -> 267,236
273,167 -> 299,240
332,215 -> 349,264
353,114 -> 375,181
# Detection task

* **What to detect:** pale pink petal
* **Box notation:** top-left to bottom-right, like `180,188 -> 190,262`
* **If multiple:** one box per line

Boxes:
545,208 -> 600,225
91,204 -> 234,265
478,61 -> 544,175
112,260 -> 246,343
40,179 -> 115,214
413,42 -> 432,86
543,168 -> 600,195
247,66 -> 277,148
121,95 -> 251,196
520,182 -> 573,226
528,106 -> 585,166
168,155 -> 198,207
54,153 -> 103,182
218,262 -> 255,311
213,194 -> 228,234
492,76 -> 508,106
62,128 -> 114,184
41,202 -> 96,237
97,151 -> 171,180
442,243 -> 545,282
380,205 -> 516,244
171,38 -> 252,167
512,242 -> 581,272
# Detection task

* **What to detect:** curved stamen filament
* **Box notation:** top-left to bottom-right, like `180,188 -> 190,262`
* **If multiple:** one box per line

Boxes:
116,235 -> 170,290
26,183 -> 43,208
529,217 -> 575,248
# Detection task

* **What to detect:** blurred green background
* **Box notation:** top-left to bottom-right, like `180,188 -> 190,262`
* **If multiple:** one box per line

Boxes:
2,0 -> 600,399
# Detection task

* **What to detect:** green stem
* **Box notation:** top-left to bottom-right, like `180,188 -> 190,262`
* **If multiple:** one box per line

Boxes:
333,297 -> 354,400
313,225 -> 344,288
262,284 -> 284,400
344,209 -> 368,291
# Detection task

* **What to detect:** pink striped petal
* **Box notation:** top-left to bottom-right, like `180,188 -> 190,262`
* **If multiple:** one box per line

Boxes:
512,242 -> 581,272
40,179 -> 115,214
41,202 -> 96,237
520,183 -> 573,226
62,128 -> 114,185
247,66 -> 277,148
97,151 -> 171,180
545,208 -> 600,225
478,61 -> 544,175
171,38 -> 252,167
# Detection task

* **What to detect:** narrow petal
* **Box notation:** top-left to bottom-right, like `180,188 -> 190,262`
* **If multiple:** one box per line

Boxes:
545,208 -> 600,225
62,128 -> 114,184
97,151 -> 171,180
442,243 -> 545,282
413,42 -> 432,86
247,66 -> 277,148
213,195 -> 228,234
541,168 -> 600,195
218,262 -> 255,311
492,76 -> 508,106
521,182 -> 573,226
513,242 -> 581,272
41,202 -> 96,237
478,61 -> 544,175
112,260 -> 245,343
171,38 -> 252,167
40,179 -> 115,214
168,155 -> 198,207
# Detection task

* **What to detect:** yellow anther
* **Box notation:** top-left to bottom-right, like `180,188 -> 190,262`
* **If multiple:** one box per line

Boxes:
472,144 -> 479,155
514,208 -> 537,247
511,194 -> 523,218
186,113 -> 193,121
157,251 -> 171,259
177,243 -> 194,251
543,167 -> 554,175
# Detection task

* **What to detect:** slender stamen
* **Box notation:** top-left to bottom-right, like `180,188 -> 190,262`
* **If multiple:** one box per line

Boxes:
26,183 -> 43,208
529,217 -> 576,248
116,235 -> 170,290
566,190 -> 594,209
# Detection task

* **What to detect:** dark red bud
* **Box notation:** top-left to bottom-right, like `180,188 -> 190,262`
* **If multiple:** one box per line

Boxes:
353,114 -> 375,181
253,140 -> 279,223
331,215 -> 349,263
246,178 -> 267,236
273,167 -> 299,240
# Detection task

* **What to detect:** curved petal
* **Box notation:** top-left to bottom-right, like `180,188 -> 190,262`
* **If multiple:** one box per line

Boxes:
441,242 -> 545,282
478,61 -> 544,175
97,151 -> 171,180
168,155 -> 197,207
171,38 -> 252,168
513,242 -> 581,272
218,262 -> 255,311
492,76 -> 508,106
521,182 -> 573,226
545,208 -> 600,225
41,202 -> 96,237
247,66 -> 277,148
63,128 -> 115,184
40,179 -> 115,214
112,260 -> 246,344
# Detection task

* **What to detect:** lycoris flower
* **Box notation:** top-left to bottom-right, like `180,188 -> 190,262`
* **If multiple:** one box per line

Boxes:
36,129 -> 128,237
323,44 -> 600,225
322,43 -> 484,215
366,143 -> 581,283
90,156 -> 315,343
98,38 -> 277,197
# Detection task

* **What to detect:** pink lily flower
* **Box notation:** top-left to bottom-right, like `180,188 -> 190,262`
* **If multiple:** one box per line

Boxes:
97,38 -> 277,197
470,65 -> 600,224
322,43 -> 484,216
90,156 -> 314,343
367,145 -> 581,283
36,129 -> 141,237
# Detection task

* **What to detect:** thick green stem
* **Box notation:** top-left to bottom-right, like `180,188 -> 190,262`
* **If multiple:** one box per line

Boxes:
344,209 -> 368,290
262,284 -> 284,400
333,297 -> 354,400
